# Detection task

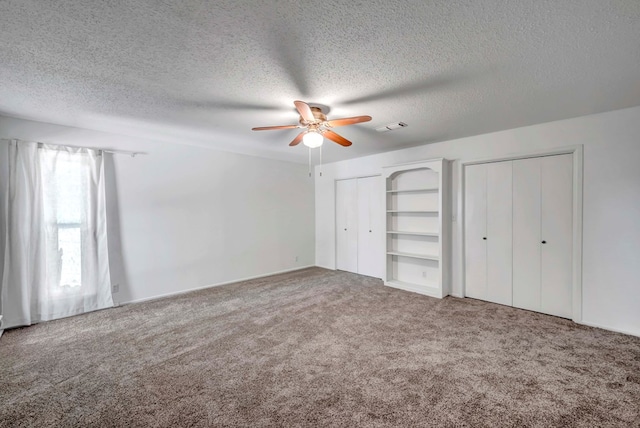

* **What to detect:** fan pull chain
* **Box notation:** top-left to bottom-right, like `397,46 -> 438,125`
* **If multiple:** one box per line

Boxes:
308,147 -> 312,177
319,144 -> 323,177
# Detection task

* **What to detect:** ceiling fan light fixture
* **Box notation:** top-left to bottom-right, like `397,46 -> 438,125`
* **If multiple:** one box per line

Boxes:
303,130 -> 324,148
252,100 -> 370,148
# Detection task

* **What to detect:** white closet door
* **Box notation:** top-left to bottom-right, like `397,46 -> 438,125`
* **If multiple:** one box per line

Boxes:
512,157 -> 542,312
357,176 -> 383,278
486,161 -> 513,306
336,179 -> 358,273
464,163 -> 487,300
540,154 -> 573,318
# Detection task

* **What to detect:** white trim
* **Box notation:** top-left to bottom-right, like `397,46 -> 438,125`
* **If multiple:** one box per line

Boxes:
382,157 -> 446,169
315,264 -> 335,271
119,265 -> 316,306
579,320 -> 640,338
461,146 -> 579,166
571,146 -> 584,322
458,145 -> 584,323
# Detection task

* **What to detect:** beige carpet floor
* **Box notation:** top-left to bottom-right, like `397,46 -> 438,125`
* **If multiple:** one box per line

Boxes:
0,267 -> 639,427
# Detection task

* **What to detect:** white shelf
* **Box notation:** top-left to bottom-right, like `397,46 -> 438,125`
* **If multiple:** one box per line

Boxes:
387,230 -> 439,236
384,280 -> 441,298
384,158 -> 450,299
387,187 -> 439,194
386,210 -> 439,214
387,251 -> 439,261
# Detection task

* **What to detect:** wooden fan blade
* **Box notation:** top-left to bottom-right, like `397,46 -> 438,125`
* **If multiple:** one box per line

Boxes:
326,115 -> 372,127
323,130 -> 352,147
294,100 -> 315,122
252,124 -> 300,131
289,132 -> 305,146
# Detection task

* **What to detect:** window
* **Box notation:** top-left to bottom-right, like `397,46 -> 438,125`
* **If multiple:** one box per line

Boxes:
56,156 -> 84,290
2,140 -> 113,328
42,150 -> 89,296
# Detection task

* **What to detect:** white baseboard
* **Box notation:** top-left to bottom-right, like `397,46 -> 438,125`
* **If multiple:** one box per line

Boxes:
315,264 -> 335,271
578,320 -> 640,338
384,280 -> 444,299
446,296 -> 639,338
120,265 -> 316,306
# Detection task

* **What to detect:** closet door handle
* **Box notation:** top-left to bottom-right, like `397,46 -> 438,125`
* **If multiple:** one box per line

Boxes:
541,240 -> 547,244
369,230 -> 372,232
482,237 -> 487,240
344,228 -> 347,231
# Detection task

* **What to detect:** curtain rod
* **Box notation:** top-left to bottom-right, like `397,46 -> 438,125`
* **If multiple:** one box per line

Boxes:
102,149 -> 144,158
30,141 -> 145,157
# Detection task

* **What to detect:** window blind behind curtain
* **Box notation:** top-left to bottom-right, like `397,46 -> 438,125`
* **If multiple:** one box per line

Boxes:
1,140 -> 113,329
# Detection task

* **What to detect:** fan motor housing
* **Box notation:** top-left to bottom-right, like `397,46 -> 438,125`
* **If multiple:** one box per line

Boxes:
300,106 -> 327,124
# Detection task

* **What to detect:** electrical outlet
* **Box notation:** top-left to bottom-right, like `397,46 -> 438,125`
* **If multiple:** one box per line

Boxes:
112,283 -> 120,293
295,256 -> 299,262
422,271 -> 427,278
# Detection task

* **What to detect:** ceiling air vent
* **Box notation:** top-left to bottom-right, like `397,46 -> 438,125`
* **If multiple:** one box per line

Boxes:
376,122 -> 408,132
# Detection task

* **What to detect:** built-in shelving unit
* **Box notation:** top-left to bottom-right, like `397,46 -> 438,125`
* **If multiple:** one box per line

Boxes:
382,158 -> 450,298
386,250 -> 440,260
386,210 -> 439,213
386,187 -> 439,194
387,231 -> 440,236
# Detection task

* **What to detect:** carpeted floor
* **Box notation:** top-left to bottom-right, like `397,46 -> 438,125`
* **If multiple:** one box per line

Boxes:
0,268 -> 639,427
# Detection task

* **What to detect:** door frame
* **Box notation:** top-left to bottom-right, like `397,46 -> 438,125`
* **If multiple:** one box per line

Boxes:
458,145 -> 584,322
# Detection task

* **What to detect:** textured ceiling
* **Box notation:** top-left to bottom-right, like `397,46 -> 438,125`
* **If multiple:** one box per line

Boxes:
1,0 -> 639,163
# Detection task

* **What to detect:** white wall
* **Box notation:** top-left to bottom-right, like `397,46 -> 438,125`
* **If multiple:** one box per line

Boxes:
316,106 -> 640,337
0,116 -> 315,305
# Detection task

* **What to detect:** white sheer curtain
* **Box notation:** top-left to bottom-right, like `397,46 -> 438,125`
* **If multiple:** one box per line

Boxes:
1,140 -> 113,329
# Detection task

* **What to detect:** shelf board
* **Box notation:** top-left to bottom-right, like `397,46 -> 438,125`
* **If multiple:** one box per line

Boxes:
387,187 -> 439,194
384,280 -> 442,298
387,251 -> 439,261
387,231 -> 439,237
386,210 -> 439,214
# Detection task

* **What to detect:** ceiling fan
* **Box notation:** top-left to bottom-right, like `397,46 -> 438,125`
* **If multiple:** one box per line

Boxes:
251,100 -> 372,148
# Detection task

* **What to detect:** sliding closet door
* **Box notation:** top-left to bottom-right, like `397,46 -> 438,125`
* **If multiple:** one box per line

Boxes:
512,157 -> 542,312
357,176 -> 383,278
336,179 -> 358,273
466,154 -> 574,318
465,161 -> 512,304
540,154 -> 573,318
486,161 -> 513,306
464,163 -> 488,300
513,154 -> 573,318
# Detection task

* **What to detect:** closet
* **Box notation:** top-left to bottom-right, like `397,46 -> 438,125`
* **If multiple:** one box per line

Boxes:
335,176 -> 383,278
464,154 -> 573,318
